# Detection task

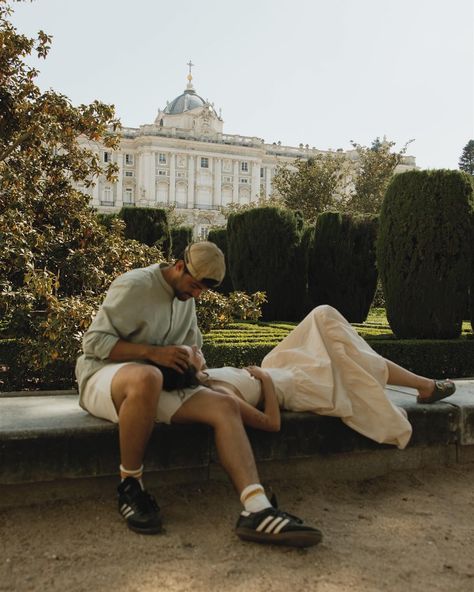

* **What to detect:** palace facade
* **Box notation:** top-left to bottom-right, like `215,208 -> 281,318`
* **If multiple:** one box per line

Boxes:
79,69 -> 416,238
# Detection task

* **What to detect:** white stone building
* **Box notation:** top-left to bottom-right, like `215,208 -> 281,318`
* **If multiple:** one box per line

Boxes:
80,68 -> 416,238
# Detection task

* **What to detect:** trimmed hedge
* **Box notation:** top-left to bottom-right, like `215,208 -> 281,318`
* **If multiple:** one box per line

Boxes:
119,207 -> 171,257
170,225 -> 193,260
207,227 -> 234,294
227,207 -> 309,321
308,212 -> 378,323
202,338 -> 474,380
2,331 -> 474,392
377,170 -> 474,338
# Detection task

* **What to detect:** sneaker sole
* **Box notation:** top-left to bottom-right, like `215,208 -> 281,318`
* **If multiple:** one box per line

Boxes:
236,526 -> 322,548
127,522 -> 164,535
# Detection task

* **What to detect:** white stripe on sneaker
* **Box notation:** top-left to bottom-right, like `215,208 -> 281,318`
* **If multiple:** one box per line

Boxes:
256,515 -> 275,532
273,518 -> 290,534
264,517 -> 283,533
121,504 -> 135,518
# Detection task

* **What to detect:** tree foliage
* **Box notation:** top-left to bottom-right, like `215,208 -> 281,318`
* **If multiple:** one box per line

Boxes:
271,138 -> 412,221
459,140 -> 474,175
271,153 -> 349,223
0,0 -> 163,374
345,138 -> 413,215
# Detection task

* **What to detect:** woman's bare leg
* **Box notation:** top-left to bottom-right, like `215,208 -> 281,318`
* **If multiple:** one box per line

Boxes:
385,359 -> 436,400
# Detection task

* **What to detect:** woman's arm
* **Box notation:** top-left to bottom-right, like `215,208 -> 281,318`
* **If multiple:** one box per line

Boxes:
232,366 -> 280,432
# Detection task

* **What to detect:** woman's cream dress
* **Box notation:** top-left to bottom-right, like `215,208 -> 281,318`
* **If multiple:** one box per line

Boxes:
206,305 -> 412,449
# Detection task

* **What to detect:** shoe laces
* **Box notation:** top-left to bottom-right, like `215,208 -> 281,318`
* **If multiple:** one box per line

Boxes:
270,495 -> 303,524
126,485 -> 160,515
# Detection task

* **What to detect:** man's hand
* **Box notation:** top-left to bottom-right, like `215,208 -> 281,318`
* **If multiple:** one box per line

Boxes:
147,345 -> 190,373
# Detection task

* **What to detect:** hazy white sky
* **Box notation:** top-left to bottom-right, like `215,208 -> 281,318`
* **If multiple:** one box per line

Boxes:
10,0 -> 474,169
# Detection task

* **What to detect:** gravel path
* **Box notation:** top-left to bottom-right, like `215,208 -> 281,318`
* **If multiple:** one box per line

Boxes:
2,463 -> 474,592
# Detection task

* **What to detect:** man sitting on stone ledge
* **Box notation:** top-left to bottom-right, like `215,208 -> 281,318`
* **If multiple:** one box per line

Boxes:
75,241 -> 321,548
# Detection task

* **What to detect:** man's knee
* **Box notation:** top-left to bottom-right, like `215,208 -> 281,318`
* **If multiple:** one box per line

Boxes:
112,364 -> 163,408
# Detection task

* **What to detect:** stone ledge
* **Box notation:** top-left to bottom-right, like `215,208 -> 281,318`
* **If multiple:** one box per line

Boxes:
1,382 -> 473,489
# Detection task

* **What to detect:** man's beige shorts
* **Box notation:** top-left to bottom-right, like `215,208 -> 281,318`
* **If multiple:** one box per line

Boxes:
81,362 -> 205,424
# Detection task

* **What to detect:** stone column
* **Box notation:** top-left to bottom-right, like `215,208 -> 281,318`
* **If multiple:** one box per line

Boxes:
169,153 -> 176,205
187,155 -> 195,208
233,160 -> 239,203
91,175 -> 100,208
213,158 -> 222,207
115,152 -> 124,208
251,161 -> 260,203
265,167 -> 272,197
136,150 -> 148,205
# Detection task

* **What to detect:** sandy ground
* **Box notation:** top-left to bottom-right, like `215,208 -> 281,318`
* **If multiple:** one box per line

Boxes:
2,464 -> 474,592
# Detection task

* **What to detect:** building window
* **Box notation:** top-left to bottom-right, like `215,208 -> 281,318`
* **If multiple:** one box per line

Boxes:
201,157 -> 209,168
239,178 -> 249,184
199,226 -> 209,240
159,153 -> 166,164
103,151 -> 112,163
260,167 -> 265,178
241,161 -> 248,172
223,176 -> 232,183
124,188 -> 134,204
124,171 -> 134,177
158,170 -> 168,176
101,187 -> 113,205
125,153 -> 134,166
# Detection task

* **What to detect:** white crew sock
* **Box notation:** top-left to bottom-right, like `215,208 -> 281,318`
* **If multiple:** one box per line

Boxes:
240,483 -> 272,513
120,464 -> 144,489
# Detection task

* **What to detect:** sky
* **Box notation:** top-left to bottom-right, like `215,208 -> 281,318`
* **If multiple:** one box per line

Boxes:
9,0 -> 474,169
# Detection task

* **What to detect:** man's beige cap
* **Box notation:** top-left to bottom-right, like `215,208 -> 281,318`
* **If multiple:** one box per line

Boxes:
184,241 -> 226,287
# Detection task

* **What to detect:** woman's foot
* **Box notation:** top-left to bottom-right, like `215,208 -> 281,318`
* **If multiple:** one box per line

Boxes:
417,379 -> 456,404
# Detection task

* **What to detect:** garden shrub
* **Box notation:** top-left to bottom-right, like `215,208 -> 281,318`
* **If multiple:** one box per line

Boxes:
308,212 -> 378,322
227,207 -> 308,321
96,212 -> 119,230
170,225 -> 193,260
119,207 -> 171,257
207,227 -> 234,294
377,170 -> 474,338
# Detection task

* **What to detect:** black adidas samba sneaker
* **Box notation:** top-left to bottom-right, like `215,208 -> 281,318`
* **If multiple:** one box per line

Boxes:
236,506 -> 322,547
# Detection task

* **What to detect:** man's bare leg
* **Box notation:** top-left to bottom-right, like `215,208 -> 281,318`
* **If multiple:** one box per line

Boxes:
111,364 -> 162,472
111,363 -> 164,534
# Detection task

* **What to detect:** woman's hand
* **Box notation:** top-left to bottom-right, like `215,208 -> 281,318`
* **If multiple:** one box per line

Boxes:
244,366 -> 269,381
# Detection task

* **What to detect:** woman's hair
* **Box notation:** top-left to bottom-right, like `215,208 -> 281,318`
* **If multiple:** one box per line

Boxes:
154,364 -> 203,391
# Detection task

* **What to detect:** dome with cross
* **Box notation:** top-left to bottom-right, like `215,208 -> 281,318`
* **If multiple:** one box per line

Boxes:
163,87 -> 207,115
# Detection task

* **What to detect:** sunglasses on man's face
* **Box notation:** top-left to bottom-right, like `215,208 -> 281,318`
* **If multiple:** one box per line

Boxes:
183,263 -> 220,289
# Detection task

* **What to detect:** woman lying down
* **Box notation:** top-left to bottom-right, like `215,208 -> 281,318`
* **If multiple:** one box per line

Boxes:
158,305 -> 456,450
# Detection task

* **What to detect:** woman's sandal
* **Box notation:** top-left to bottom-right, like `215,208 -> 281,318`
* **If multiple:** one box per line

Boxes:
417,380 -> 456,404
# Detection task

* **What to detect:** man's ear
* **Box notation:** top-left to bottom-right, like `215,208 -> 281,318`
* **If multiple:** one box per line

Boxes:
174,260 -> 185,273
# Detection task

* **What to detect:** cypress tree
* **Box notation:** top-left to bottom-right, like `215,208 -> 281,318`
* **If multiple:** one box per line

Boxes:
170,225 -> 193,259
227,207 -> 307,320
377,169 -> 474,339
459,140 -> 474,175
307,212 -> 378,322
119,207 -> 171,257
207,227 -> 234,294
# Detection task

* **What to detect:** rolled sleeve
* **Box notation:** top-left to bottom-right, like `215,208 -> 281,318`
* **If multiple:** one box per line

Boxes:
82,276 -> 150,360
